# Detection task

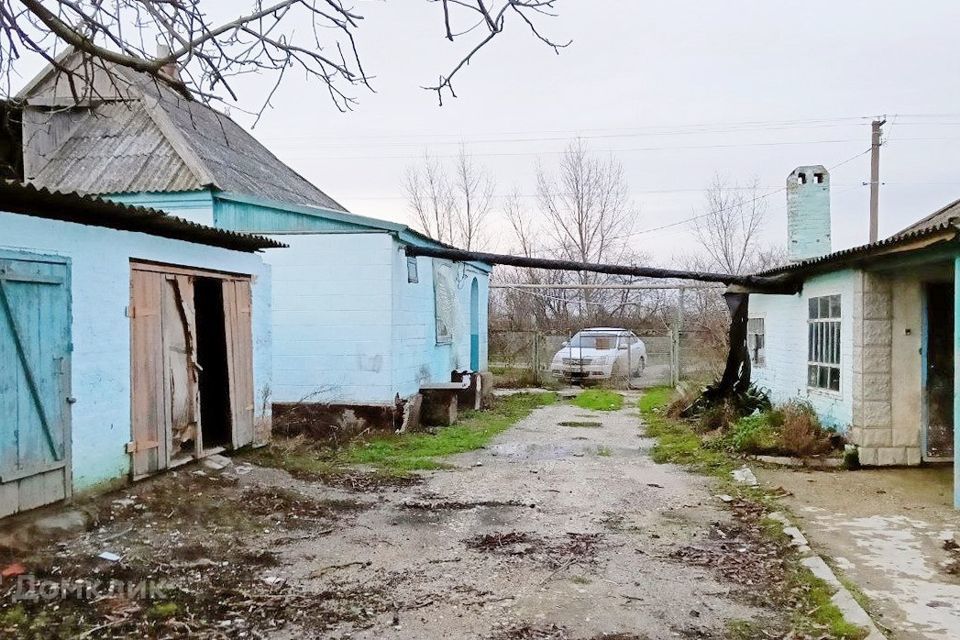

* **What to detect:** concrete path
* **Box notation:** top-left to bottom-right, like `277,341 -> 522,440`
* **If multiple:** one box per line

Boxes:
756,466 -> 960,640
268,392 -> 767,638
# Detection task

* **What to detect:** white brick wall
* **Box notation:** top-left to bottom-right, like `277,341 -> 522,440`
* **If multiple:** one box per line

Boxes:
751,270 -> 856,431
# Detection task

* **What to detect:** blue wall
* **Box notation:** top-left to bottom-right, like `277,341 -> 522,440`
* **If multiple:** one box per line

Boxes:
0,210 -> 272,491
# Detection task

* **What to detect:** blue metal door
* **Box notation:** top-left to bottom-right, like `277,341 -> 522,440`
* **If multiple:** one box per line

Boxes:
0,252 -> 71,517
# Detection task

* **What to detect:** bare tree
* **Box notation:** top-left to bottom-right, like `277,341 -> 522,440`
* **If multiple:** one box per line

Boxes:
405,147 -> 494,250
690,175 -> 779,276
451,147 -> 494,251
0,1 -> 569,114
535,138 -> 637,317
537,139 -> 634,267
406,153 -> 455,245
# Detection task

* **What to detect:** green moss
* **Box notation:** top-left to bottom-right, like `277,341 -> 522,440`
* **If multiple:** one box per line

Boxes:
340,392 -> 557,472
243,448 -> 342,479
147,602 -> 180,620
789,564 -> 868,639
0,605 -> 27,628
572,389 -> 624,411
726,619 -> 766,640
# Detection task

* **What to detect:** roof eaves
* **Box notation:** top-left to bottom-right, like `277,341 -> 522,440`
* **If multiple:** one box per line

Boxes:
1,182 -> 286,252
755,218 -> 960,278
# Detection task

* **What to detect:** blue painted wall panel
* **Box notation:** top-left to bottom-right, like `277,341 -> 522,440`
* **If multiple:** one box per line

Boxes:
106,190 -> 216,226
0,210 -> 272,492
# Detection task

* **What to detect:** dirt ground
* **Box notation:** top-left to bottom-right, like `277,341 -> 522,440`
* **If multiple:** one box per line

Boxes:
755,465 -> 960,640
1,393 -> 797,639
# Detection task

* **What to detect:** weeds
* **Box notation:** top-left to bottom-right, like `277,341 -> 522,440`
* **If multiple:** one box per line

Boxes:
639,387 -> 869,640
340,393 -> 556,472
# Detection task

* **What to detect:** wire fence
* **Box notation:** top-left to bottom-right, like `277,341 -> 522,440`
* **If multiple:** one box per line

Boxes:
489,329 -> 722,390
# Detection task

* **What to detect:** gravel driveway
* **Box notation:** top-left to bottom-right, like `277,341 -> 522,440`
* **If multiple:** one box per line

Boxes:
265,392 -> 765,639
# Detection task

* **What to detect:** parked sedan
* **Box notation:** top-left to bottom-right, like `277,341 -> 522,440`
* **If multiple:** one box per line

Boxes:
549,328 -> 646,382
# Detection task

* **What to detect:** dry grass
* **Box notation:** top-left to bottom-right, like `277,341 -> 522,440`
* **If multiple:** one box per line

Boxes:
779,401 -> 833,457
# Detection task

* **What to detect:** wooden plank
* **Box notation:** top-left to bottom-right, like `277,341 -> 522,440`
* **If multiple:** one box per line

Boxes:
0,279 -> 61,460
17,468 -> 66,512
130,269 -> 167,478
162,276 -> 198,462
131,260 -> 250,280
0,481 -> 18,519
224,280 -> 255,448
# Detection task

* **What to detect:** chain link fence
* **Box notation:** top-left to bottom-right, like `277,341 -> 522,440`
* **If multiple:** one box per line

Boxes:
489,329 -> 722,389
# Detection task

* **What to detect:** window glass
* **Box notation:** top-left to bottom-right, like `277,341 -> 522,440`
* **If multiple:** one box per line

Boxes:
807,295 -> 842,391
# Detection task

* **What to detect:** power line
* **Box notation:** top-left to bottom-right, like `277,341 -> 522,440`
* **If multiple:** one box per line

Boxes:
296,138 -> 865,161
611,147 -> 873,239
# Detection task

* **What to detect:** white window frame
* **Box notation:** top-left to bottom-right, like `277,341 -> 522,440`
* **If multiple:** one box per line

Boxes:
807,294 -> 841,393
747,317 -> 765,368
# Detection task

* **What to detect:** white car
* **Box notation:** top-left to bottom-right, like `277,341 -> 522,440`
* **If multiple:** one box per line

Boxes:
550,327 -> 647,382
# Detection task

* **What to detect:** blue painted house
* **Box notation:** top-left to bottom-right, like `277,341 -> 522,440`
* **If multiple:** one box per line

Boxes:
0,182 -> 278,518
749,166 -> 960,505
18,55 -> 492,429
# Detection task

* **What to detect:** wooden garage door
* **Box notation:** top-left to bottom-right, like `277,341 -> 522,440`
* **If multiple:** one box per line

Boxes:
0,252 -> 71,518
130,263 -> 255,479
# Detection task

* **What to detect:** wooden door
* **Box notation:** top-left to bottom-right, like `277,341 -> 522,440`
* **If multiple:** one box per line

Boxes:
0,252 -> 71,518
130,269 -> 167,478
223,279 -> 254,448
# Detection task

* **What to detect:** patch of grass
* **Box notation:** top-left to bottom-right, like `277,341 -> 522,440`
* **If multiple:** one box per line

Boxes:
244,447 -> 342,479
0,605 -> 27,627
595,445 -> 613,457
726,619 -> 766,640
147,602 -> 180,620
639,390 -> 732,476
790,564 -> 868,639
640,386 -> 870,640
569,575 -> 592,585
637,386 -> 673,413
341,392 -> 557,472
573,389 -> 624,411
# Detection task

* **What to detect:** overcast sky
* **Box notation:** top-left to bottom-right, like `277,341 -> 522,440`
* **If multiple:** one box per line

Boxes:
18,1 -> 960,263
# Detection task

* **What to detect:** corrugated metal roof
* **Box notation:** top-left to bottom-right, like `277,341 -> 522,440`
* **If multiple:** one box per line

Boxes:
31,102 -> 202,194
756,216 -> 959,277
25,70 -> 348,212
147,83 -> 347,211
1,182 -> 286,252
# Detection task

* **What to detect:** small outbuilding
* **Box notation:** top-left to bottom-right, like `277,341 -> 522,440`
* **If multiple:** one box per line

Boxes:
0,182 -> 279,519
16,54 -> 492,433
749,166 -> 960,505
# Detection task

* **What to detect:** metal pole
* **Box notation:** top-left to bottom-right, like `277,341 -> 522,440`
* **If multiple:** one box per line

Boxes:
869,118 -> 886,243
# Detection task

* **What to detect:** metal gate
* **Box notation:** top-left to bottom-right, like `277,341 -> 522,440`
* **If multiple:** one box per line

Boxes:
0,251 -> 72,518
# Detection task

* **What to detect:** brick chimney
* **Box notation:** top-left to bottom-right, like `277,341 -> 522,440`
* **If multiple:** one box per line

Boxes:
786,165 -> 831,262
156,44 -> 180,82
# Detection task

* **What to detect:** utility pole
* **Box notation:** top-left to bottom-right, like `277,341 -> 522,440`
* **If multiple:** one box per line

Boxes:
869,118 -> 886,243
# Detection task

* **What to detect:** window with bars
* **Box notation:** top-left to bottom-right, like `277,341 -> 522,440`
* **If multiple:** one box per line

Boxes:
747,318 -> 765,367
808,294 -> 841,391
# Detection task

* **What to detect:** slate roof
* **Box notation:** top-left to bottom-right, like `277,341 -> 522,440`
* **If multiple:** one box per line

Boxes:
1,181 -> 286,252
25,70 -> 347,212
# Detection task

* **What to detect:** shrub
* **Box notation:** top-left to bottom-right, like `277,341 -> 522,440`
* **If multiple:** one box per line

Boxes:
728,413 -> 780,454
779,401 -> 833,457
698,401 -> 740,433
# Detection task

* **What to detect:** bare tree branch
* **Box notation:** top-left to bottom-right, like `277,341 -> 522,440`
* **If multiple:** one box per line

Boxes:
0,0 -> 569,116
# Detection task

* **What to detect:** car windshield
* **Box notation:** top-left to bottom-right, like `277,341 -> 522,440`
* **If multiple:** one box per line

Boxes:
567,332 -> 621,350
